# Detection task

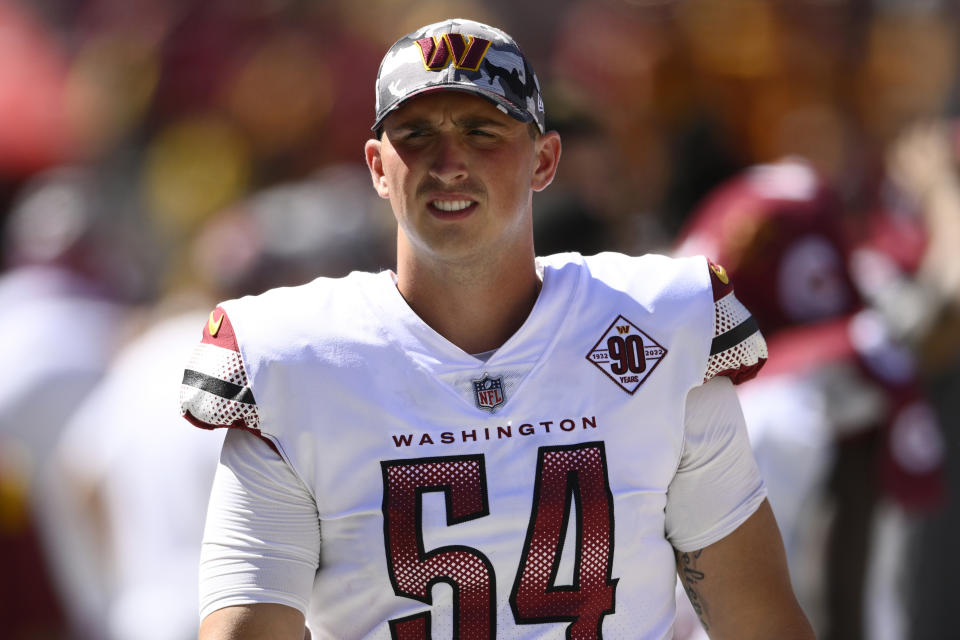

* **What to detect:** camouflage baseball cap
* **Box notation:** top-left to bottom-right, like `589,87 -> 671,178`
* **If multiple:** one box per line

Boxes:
372,18 -> 545,134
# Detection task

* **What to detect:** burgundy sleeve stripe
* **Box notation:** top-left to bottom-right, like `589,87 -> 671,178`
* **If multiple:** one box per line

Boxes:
710,315 -> 760,356
182,369 -> 256,405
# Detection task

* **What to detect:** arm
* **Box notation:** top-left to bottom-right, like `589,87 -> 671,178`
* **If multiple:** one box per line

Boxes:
675,499 -> 814,639
667,376 -> 813,638
200,604 -> 310,640
198,429 -> 320,640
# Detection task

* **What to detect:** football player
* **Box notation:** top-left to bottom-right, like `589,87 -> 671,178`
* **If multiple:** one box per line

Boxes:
180,18 -> 814,640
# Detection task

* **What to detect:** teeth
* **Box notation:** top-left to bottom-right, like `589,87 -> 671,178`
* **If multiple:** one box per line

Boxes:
432,200 -> 472,212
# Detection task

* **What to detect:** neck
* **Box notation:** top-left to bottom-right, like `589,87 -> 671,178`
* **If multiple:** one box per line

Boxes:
395,243 -> 541,355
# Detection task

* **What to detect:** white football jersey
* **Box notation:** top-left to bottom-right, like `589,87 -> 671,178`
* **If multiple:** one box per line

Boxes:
180,252 -> 768,639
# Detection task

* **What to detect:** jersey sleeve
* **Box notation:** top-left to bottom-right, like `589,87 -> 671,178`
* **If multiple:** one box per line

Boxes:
703,259 -> 768,384
665,376 -> 767,551
180,306 -> 261,434
199,428 -> 320,619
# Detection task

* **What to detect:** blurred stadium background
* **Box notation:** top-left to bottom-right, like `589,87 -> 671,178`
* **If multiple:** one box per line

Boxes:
1,0 -> 959,638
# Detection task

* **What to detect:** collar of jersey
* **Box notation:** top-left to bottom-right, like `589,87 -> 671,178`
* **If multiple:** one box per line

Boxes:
365,254 -> 585,383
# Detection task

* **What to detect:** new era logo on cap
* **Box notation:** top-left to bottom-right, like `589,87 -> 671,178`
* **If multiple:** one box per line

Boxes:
372,18 -> 545,134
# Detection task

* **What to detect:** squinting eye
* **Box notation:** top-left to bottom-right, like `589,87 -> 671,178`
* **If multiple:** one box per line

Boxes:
469,129 -> 495,137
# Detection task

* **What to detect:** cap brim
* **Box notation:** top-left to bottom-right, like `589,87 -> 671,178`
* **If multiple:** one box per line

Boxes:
371,84 -> 534,133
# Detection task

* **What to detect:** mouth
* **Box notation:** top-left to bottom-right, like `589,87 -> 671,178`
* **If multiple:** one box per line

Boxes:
427,198 -> 478,219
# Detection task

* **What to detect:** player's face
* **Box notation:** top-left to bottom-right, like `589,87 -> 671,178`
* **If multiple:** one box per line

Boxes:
365,92 -> 560,266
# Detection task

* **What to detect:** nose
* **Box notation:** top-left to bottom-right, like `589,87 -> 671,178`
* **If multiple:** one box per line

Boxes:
428,135 -> 468,184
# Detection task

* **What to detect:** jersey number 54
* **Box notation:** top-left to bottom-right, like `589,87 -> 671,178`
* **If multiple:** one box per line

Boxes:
381,441 -> 618,639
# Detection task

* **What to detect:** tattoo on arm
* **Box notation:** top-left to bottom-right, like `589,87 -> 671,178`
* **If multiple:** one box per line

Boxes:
677,549 -> 709,631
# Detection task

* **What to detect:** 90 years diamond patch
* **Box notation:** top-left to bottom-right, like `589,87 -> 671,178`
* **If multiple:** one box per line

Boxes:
586,315 -> 667,394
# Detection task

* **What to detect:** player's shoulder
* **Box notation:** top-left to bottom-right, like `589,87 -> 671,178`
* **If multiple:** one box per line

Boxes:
542,250 -> 704,284
223,270 -> 381,344
547,251 -> 766,384
227,270 -> 379,319
552,251 -> 767,384
544,250 -> 713,305
179,270 -> 383,435
537,251 -> 722,334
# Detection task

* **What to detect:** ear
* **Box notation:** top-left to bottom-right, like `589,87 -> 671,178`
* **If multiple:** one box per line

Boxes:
364,138 -> 390,199
531,131 -> 562,193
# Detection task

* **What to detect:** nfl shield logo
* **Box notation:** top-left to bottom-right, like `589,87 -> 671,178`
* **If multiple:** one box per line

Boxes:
473,374 -> 505,411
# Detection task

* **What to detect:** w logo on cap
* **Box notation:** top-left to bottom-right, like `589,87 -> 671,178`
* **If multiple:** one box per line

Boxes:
416,34 -> 492,72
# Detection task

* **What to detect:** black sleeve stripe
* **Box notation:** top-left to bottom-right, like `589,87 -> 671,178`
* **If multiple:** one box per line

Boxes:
181,369 -> 256,405
710,315 -> 760,356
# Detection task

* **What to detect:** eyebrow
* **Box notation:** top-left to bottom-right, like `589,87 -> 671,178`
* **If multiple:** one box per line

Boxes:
389,117 -> 433,132
454,115 -> 509,129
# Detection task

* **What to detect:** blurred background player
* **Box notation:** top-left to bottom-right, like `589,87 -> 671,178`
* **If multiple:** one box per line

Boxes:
675,157 -> 945,640
0,167 -> 137,638
46,165 -> 393,640
855,118 -> 960,640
